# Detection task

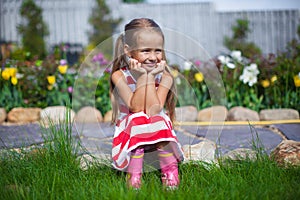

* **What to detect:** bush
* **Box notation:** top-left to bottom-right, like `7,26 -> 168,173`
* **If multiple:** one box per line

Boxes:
224,18 -> 261,59
17,0 -> 49,59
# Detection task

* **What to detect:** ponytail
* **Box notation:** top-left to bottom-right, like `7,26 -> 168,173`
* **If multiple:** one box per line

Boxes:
110,33 -> 126,124
113,34 -> 125,71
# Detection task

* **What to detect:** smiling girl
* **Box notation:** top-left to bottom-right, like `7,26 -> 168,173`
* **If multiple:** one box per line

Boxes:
110,18 -> 184,190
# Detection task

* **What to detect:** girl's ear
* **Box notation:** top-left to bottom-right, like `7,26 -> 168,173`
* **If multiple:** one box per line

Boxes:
124,44 -> 131,57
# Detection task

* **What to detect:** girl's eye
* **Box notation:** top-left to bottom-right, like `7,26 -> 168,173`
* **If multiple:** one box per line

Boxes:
155,49 -> 162,53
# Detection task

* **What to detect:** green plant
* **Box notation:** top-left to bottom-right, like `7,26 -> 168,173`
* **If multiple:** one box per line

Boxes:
88,0 -> 121,58
72,52 -> 111,114
17,0 -> 49,59
258,25 -> 300,111
224,18 -> 261,59
0,62 -> 24,111
15,57 -> 75,108
95,71 -> 112,115
173,61 -> 212,109
44,59 -> 75,107
1,135 -> 300,199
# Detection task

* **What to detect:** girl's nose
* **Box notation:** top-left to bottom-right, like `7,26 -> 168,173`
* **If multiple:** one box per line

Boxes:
148,51 -> 157,61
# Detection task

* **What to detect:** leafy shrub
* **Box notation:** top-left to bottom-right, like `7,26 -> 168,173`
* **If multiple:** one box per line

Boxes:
17,0 -> 49,59
224,18 -> 261,59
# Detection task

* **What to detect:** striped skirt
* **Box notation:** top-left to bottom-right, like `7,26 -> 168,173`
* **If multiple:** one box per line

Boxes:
112,111 -> 184,171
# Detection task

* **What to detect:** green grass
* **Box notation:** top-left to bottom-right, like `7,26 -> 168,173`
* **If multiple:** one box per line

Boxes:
0,119 -> 300,200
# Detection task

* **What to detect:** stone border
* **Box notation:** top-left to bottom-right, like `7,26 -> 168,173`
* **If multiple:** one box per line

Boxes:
1,106 -> 299,125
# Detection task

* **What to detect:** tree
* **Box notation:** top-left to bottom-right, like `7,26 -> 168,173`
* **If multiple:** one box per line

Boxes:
17,0 -> 49,59
224,19 -> 261,59
88,0 -> 121,56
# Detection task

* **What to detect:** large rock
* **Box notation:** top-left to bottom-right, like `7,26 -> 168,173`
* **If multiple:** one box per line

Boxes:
75,106 -> 103,123
182,140 -> 216,163
223,148 -> 257,161
7,107 -> 42,123
175,106 -> 198,122
0,108 -> 6,124
260,109 -> 299,121
270,140 -> 300,167
227,106 -> 259,121
198,106 -> 228,122
40,106 -> 75,125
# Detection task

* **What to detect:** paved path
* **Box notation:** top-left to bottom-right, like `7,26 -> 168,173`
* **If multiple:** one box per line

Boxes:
1,122 -> 299,157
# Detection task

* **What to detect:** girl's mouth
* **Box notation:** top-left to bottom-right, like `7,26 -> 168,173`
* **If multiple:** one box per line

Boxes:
143,63 -> 157,68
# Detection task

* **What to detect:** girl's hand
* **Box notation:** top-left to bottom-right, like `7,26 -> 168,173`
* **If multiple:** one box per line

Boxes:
149,60 -> 166,76
129,58 -> 147,75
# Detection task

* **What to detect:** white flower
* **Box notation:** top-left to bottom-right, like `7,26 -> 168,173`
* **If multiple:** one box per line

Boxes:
239,70 -> 257,86
218,55 -> 230,64
298,72 -> 300,78
230,50 -> 242,62
239,63 -> 260,87
246,63 -> 260,76
218,55 -> 235,69
16,73 -> 24,79
183,61 -> 192,71
226,62 -> 236,69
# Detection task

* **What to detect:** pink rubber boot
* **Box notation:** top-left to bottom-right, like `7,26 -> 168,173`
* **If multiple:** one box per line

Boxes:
126,148 -> 144,189
158,148 -> 179,190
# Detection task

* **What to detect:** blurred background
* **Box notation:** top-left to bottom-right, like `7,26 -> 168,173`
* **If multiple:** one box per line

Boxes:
0,0 -> 299,116
1,0 -> 299,62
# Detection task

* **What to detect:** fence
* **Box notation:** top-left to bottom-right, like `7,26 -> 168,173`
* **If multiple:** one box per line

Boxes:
0,0 -> 299,61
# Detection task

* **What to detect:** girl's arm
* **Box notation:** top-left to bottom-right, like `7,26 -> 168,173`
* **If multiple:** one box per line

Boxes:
145,62 -> 173,116
111,62 -> 147,113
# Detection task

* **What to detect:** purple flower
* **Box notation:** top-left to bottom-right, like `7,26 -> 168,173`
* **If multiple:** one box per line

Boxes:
101,59 -> 109,65
104,67 -> 112,73
92,52 -> 109,65
60,59 -> 67,65
67,86 -> 73,93
92,53 -> 104,62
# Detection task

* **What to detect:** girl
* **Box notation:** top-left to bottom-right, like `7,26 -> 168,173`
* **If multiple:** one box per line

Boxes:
110,18 -> 184,190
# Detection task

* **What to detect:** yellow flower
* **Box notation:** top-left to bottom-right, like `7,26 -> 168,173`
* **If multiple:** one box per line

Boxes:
171,69 -> 179,78
294,75 -> 300,87
270,75 -> 277,83
58,65 -> 68,74
11,77 -> 18,85
1,69 -> 10,80
86,43 -> 95,52
7,68 -> 17,77
1,67 -> 17,80
261,79 -> 270,88
194,72 -> 204,82
47,75 -> 56,85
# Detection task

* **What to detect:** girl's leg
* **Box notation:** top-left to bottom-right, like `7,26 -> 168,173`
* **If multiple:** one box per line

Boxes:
157,142 -> 179,189
126,147 -> 144,189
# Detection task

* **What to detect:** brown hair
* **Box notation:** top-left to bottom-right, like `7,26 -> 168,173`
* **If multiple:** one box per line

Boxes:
110,18 -> 177,123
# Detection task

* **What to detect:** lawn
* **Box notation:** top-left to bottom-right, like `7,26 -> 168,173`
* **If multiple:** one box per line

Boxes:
0,120 -> 299,200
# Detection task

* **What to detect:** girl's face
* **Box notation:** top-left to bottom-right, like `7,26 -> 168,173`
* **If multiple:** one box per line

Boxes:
128,30 -> 164,73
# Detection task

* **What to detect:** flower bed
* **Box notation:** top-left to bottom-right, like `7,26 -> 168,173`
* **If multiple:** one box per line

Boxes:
1,46 -> 299,117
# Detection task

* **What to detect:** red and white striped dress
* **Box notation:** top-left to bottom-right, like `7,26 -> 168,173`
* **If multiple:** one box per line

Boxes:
112,66 -> 184,171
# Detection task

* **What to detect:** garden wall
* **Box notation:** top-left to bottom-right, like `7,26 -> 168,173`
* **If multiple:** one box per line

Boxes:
0,0 -> 299,59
